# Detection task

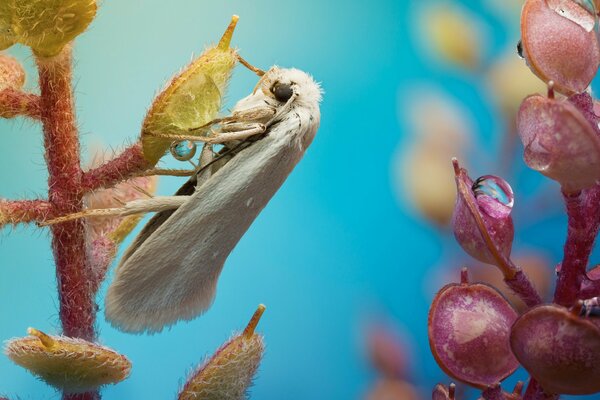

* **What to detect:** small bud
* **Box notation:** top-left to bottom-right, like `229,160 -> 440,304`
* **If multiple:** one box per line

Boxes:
432,383 -> 455,400
429,269 -> 519,388
366,324 -> 409,379
452,160 -> 514,266
510,304 -> 600,394
178,305 -> 266,400
0,0 -> 97,57
4,328 -> 131,393
520,0 -> 600,94
142,16 -> 239,165
0,54 -> 25,91
517,93 -> 600,192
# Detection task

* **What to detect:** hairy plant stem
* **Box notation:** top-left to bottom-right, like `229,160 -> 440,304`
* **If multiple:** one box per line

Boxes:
554,189 -> 600,306
36,46 -> 99,400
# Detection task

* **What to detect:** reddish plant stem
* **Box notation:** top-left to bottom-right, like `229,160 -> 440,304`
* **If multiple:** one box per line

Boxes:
481,385 -> 503,400
523,379 -> 558,400
37,45 -> 100,400
0,88 -> 41,119
0,199 -> 52,224
81,142 -> 150,192
554,190 -> 599,306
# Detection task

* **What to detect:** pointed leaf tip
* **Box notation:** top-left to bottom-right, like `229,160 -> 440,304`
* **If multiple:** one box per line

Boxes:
218,15 -> 239,50
244,304 -> 266,339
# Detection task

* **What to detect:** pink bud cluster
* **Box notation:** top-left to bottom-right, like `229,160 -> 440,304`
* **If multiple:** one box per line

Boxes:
428,0 -> 600,398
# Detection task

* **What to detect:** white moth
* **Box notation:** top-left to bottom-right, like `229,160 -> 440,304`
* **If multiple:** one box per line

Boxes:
104,67 -> 321,333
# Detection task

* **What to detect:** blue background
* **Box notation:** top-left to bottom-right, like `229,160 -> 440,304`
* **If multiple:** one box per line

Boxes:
0,0 -> 591,399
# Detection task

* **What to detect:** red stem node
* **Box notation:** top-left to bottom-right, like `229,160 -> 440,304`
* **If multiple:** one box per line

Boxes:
523,379 -> 559,400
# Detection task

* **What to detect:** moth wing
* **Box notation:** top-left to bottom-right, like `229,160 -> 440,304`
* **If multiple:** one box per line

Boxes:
105,131 -> 305,333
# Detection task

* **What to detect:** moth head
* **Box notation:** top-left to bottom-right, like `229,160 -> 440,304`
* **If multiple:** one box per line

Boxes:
256,67 -> 322,109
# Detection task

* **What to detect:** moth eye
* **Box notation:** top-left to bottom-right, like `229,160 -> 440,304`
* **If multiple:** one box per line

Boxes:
170,140 -> 197,161
272,83 -> 293,102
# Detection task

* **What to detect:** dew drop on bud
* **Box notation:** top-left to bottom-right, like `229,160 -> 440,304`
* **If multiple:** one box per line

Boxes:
472,175 -> 514,218
170,140 -> 197,162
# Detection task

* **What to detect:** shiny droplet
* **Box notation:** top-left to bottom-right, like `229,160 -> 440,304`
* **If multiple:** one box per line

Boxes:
170,140 -> 197,161
472,175 -> 514,209
517,40 -> 524,59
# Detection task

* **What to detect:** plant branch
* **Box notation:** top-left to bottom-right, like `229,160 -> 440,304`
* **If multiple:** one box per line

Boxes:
0,199 -> 52,225
37,45 -> 96,340
81,142 -> 151,192
554,189 -> 600,306
0,88 -> 41,120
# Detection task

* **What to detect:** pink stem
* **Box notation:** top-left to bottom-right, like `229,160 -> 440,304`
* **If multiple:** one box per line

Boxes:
81,142 -> 150,192
37,46 -> 99,399
0,199 -> 52,224
0,88 -> 41,119
481,385 -> 504,400
554,190 -> 600,306
523,379 -> 559,400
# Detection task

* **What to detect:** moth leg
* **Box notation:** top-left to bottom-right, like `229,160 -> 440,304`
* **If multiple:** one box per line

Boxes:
40,196 -> 191,226
147,124 -> 266,145
188,106 -> 276,132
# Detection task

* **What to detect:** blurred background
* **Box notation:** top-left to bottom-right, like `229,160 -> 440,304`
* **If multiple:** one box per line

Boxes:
0,0 -> 596,398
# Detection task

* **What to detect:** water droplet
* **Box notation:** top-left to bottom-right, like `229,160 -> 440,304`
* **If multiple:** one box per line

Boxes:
170,140 -> 197,161
472,175 -> 514,214
517,40 -> 524,59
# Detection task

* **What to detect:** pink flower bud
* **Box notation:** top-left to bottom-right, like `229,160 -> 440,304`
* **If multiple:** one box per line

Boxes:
510,304 -> 600,395
520,0 -> 600,94
452,160 -> 514,265
428,269 -> 519,388
517,92 -> 600,192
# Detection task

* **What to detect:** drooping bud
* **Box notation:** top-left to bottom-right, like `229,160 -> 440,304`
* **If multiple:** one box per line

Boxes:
452,160 -> 515,266
4,328 -> 131,393
520,0 -> 600,94
517,92 -> 600,192
178,305 -> 266,400
510,304 -> 600,395
0,0 -> 97,57
141,16 -> 239,165
429,269 -> 519,388
0,54 -> 25,91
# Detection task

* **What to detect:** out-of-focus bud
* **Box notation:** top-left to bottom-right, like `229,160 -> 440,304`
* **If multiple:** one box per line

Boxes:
396,88 -> 472,227
178,305 -> 266,400
520,0 -> 600,94
420,4 -> 485,70
517,91 -> 600,193
366,379 -> 421,400
510,304 -> 600,395
366,324 -> 409,380
487,49 -> 546,123
0,54 -> 25,91
142,16 -> 239,166
429,269 -> 519,388
452,160 -> 515,265
4,328 -> 131,393
0,0 -> 97,57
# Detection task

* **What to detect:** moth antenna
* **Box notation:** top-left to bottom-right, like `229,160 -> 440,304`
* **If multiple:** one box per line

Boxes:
112,196 -> 127,206
243,304 -> 266,339
39,207 -> 124,226
132,184 -> 154,199
236,54 -> 266,77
